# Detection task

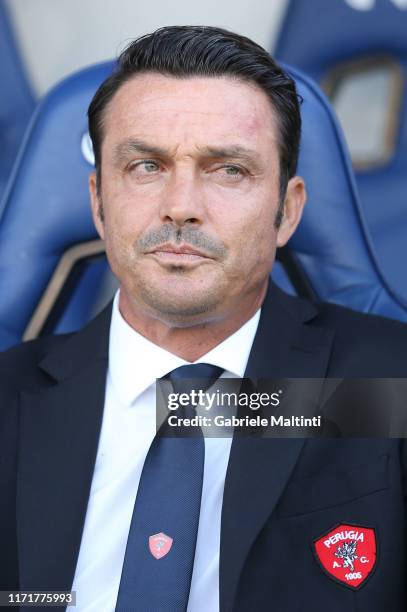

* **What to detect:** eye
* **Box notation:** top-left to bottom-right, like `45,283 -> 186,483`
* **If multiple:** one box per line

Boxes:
217,164 -> 245,178
129,160 -> 161,174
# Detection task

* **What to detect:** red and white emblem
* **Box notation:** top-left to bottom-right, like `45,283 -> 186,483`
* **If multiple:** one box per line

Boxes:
149,532 -> 173,559
313,523 -> 377,589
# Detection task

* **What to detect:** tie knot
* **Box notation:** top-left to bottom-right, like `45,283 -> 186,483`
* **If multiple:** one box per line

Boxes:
165,363 -> 224,395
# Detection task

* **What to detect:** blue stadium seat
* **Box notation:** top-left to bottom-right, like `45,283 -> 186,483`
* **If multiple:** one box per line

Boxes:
0,0 -> 35,202
275,0 -> 407,304
284,64 -> 407,321
0,60 -> 405,351
0,62 -> 116,350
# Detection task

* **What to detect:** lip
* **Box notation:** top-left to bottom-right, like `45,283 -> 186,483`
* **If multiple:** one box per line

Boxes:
145,243 -> 212,267
147,243 -> 210,258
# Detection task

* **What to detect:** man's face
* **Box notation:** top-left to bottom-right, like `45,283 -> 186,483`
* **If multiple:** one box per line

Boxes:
90,74 -> 305,327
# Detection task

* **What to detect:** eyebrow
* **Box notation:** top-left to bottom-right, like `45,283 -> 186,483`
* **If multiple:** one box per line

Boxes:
112,139 -> 264,171
197,145 -> 264,170
113,139 -> 169,164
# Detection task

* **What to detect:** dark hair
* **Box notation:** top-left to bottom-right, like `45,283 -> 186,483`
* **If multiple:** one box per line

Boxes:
88,25 -> 301,206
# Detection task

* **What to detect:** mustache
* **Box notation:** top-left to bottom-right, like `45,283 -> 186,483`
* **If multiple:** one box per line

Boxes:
136,225 -> 228,259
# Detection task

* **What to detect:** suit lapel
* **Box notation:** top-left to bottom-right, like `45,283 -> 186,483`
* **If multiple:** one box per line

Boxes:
219,283 -> 335,612
17,304 -> 112,591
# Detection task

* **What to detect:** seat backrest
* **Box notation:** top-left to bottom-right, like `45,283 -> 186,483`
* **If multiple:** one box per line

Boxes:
275,0 -> 407,304
0,0 -> 35,200
284,63 -> 407,322
0,62 -> 115,350
0,60 -> 405,351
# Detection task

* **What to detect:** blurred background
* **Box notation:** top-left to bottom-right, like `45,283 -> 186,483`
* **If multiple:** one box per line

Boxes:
7,0 -> 287,96
1,0 -> 407,349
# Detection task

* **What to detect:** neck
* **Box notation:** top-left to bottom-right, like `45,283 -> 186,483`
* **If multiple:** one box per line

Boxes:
118,284 -> 267,362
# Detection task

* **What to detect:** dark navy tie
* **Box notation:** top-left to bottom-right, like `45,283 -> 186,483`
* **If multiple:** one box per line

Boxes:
115,363 -> 224,612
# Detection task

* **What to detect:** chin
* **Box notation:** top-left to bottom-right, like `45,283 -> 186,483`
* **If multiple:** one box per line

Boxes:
137,280 -> 225,325
150,294 -> 220,323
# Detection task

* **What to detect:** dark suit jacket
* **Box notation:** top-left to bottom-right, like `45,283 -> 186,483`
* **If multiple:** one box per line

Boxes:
1,282 -> 407,612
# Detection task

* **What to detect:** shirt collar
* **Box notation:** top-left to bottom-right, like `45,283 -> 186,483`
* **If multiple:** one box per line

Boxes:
108,290 -> 260,406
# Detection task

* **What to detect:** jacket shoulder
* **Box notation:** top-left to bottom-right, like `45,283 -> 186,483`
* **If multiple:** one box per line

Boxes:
315,301 -> 407,376
316,299 -> 407,338
0,334 -> 73,391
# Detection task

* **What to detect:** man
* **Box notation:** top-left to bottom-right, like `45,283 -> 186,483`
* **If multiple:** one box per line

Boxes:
1,25 -> 407,612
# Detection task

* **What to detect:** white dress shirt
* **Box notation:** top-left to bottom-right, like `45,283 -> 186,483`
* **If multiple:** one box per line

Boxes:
70,291 -> 260,611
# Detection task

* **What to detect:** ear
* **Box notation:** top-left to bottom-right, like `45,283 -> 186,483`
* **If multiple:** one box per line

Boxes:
89,171 -> 105,240
276,176 -> 307,248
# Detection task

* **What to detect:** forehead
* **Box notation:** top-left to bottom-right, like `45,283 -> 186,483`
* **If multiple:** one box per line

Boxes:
101,73 -> 279,156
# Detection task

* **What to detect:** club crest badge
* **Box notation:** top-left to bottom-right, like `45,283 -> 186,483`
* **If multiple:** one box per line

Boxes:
313,523 -> 377,589
149,532 -> 173,559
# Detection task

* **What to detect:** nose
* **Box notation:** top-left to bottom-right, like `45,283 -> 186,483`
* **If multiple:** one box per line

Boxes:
159,168 -> 204,227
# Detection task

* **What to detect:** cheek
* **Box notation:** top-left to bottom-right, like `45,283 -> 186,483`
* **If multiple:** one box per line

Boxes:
215,216 -> 277,288
216,197 -> 278,257
238,223 -> 277,270
102,194 -> 154,248
101,209 -> 140,273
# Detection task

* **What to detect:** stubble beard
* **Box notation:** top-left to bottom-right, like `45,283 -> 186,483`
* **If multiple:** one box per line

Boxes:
130,264 -> 226,325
